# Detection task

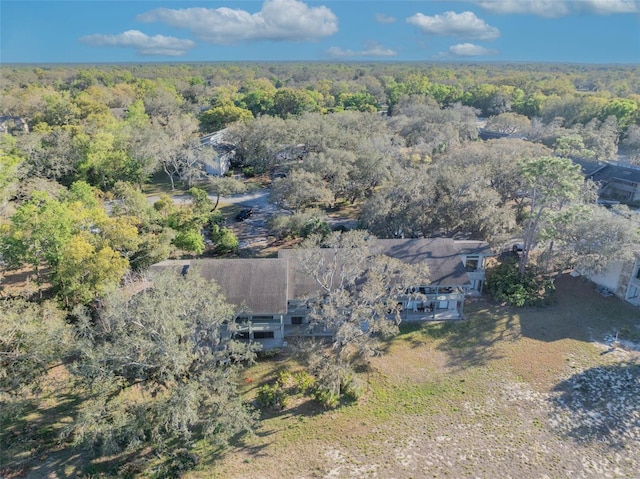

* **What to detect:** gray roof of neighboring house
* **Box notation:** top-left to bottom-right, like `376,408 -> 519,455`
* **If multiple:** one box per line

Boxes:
591,163 -> 640,185
150,258 -> 288,314
570,157 -> 640,185
570,157 -> 607,177
370,238 -> 471,287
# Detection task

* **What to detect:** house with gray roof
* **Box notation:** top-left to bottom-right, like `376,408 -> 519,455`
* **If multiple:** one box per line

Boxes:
150,239 -> 493,349
572,157 -> 640,205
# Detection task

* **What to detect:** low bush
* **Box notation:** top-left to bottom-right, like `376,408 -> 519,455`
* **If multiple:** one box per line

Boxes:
256,383 -> 288,410
486,260 -> 555,307
267,208 -> 330,240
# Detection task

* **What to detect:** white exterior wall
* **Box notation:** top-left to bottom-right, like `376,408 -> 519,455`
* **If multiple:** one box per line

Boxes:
204,154 -> 231,176
624,258 -> 640,306
588,261 -> 624,292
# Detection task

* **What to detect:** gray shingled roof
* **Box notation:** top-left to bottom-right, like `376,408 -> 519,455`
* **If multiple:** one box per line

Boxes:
454,240 -> 494,257
591,163 -> 640,185
150,258 -> 288,314
151,239 -> 479,310
279,238 -> 473,297
570,157 -> 640,185
570,157 -> 607,177
371,238 -> 471,287
277,248 -> 339,300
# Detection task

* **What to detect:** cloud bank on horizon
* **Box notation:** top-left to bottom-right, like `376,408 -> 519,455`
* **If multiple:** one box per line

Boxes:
476,0 -> 639,17
80,30 -> 196,56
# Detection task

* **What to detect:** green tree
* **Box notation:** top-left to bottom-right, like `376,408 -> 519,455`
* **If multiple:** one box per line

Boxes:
55,233 -> 129,305
484,112 -> 531,135
207,176 -> 248,211
67,269 -> 258,458
1,183 -> 139,304
518,156 -> 585,275
272,88 -> 316,118
270,169 -> 334,212
123,99 -> 150,128
293,231 -> 430,406
550,205 -> 640,275
0,299 -> 71,398
622,124 -> 640,163
240,87 -> 275,117
173,228 -> 205,255
199,104 -> 253,133
0,134 -> 23,215
212,225 -> 239,254
600,98 -> 638,128
554,134 -> 595,159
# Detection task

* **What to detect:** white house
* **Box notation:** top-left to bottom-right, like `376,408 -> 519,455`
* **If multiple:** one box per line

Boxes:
198,129 -> 235,177
588,255 -> 640,307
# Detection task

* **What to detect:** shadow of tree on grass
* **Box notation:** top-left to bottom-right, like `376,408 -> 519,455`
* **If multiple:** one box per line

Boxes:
549,362 -> 640,448
397,300 -> 519,371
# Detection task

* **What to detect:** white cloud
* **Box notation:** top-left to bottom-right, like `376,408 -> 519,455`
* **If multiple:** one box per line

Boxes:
580,0 -> 640,14
449,42 -> 498,56
375,13 -> 396,24
475,0 -> 570,17
474,0 -> 638,17
137,0 -> 338,44
79,30 -> 195,56
407,11 -> 500,40
327,42 -> 397,59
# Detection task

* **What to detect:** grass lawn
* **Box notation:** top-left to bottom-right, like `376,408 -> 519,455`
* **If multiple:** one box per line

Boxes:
2,274 -> 638,478
142,171 -> 191,197
189,274 -> 640,479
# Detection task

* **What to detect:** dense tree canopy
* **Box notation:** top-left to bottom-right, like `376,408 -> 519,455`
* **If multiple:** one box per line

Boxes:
1,62 -> 639,475
67,269 -> 257,455
292,231 -> 430,405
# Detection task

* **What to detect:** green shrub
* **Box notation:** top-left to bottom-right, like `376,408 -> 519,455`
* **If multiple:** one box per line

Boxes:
267,208 -> 329,240
313,387 -> 339,409
173,229 -> 205,255
276,370 -> 294,388
293,371 -> 316,393
256,383 -> 288,410
340,374 -> 365,403
211,225 -> 238,254
300,217 -> 331,239
486,260 -> 555,307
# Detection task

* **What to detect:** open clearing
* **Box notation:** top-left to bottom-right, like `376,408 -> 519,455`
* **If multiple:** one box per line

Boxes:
192,274 -> 640,479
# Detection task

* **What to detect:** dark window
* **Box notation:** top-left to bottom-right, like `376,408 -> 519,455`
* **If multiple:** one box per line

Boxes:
291,316 -> 304,325
635,268 -> 640,280
465,257 -> 479,271
253,331 -> 275,339
235,332 -> 250,340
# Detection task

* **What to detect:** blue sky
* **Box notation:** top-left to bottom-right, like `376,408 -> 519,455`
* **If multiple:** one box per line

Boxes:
1,0 -> 639,64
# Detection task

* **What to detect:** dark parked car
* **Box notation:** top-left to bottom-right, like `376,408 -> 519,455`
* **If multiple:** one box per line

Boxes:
235,208 -> 253,221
